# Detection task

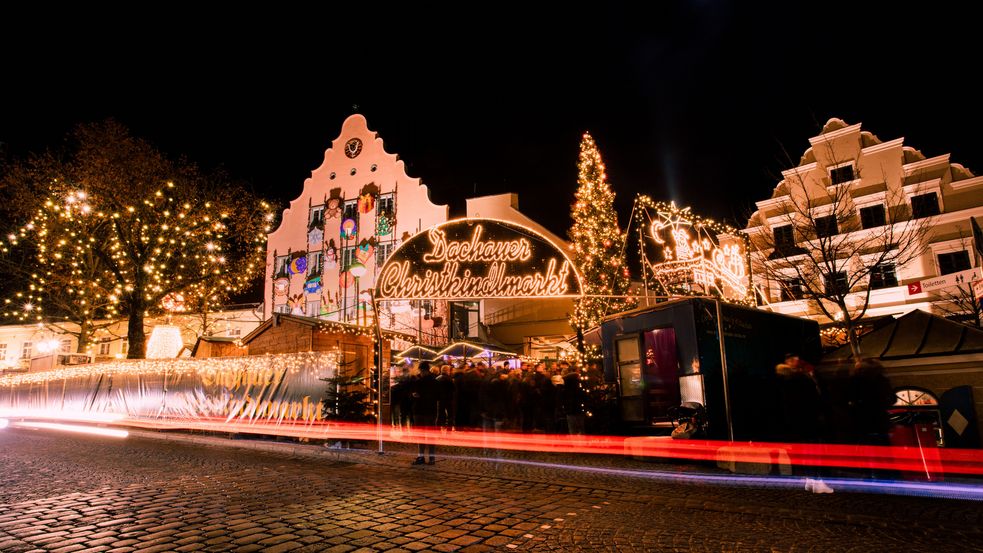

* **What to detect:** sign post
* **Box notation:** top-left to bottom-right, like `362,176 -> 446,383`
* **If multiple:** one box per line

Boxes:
906,268 -> 983,296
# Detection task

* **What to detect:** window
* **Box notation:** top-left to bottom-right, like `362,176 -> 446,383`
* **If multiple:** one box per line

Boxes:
341,246 -> 356,270
779,278 -> 805,301
122,340 -> 128,354
343,199 -> 358,221
815,215 -> 839,238
60,339 -> 72,353
21,342 -> 32,360
911,193 -> 940,218
869,263 -> 897,290
307,251 -> 323,275
859,205 -> 886,229
309,205 -> 325,228
376,241 -> 395,266
98,342 -> 110,356
830,165 -> 855,185
937,251 -> 971,276
773,225 -> 795,248
227,328 -> 241,337
274,304 -> 290,314
377,194 -> 395,217
306,301 -> 320,318
274,255 -> 290,277
824,271 -> 849,296
0,343 -> 6,360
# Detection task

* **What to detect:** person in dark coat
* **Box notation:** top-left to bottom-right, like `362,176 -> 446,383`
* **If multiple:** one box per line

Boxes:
777,355 -> 823,443
411,361 -> 441,465
848,358 -> 895,446
560,364 -> 586,435
436,364 -> 456,431
777,354 -> 833,493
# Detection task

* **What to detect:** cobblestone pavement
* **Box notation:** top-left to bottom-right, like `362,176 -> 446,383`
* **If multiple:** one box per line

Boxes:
2,428 -> 983,552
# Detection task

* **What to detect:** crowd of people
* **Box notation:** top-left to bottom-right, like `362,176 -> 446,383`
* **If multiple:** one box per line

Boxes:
389,359 -> 600,465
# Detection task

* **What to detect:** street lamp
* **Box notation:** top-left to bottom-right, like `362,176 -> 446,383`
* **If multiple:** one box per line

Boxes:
349,261 -> 367,325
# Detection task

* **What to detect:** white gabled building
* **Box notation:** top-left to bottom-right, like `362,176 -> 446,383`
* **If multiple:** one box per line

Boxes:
745,118 -> 983,330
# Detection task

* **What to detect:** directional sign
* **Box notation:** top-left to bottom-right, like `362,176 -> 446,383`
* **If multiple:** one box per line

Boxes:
907,268 -> 983,296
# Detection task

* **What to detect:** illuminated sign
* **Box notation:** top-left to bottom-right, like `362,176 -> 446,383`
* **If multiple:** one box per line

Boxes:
375,218 -> 582,300
638,200 -> 751,303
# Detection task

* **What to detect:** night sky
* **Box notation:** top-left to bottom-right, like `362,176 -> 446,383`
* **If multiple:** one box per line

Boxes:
3,3 -> 980,243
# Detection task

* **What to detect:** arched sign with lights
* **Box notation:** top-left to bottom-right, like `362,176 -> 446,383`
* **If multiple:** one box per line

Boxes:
375,218 -> 583,301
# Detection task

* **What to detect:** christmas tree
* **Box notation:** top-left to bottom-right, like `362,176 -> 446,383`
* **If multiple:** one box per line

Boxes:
569,132 -> 633,347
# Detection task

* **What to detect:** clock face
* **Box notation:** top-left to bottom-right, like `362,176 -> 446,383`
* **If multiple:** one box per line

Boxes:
344,138 -> 363,159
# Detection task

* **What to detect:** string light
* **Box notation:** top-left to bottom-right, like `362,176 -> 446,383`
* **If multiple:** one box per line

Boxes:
1,180 -> 274,356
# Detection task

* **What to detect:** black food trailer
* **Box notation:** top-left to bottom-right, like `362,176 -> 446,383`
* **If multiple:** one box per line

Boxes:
600,297 -> 820,440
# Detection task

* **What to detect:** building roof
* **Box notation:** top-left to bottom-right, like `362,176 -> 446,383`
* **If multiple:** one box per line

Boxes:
189,336 -> 242,357
823,309 -> 983,361
240,313 -> 414,345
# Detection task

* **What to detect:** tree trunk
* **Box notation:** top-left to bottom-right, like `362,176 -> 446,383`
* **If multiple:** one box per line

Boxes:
845,320 -> 862,360
127,299 -> 146,359
76,320 -> 91,353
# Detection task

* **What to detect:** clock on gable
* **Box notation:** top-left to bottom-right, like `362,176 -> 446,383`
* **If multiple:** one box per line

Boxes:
344,138 -> 363,159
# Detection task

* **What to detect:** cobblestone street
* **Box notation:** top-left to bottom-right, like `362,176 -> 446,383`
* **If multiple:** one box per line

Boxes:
1,428 -> 982,552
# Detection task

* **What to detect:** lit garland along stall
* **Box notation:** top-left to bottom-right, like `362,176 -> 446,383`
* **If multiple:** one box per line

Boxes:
0,352 -> 341,430
599,198 -> 819,439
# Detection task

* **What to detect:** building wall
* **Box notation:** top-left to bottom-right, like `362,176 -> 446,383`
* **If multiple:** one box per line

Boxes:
881,358 -> 983,441
263,114 -> 449,342
745,118 -> 983,325
0,306 -> 263,368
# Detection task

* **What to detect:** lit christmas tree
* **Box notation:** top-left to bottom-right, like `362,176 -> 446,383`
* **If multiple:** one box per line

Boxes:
0,121 -> 273,358
569,132 -> 634,349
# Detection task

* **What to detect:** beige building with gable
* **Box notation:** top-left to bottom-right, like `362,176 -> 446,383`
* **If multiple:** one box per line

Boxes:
744,118 -> 983,331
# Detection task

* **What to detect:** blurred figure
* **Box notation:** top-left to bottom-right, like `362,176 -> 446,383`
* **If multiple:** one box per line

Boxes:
436,364 -> 456,431
411,362 -> 441,465
777,353 -> 831,493
849,358 -> 895,446
559,362 -> 586,436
